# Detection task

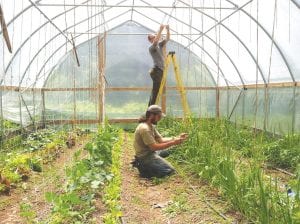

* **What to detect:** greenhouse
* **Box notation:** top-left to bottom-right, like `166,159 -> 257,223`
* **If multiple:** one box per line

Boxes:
0,0 -> 299,223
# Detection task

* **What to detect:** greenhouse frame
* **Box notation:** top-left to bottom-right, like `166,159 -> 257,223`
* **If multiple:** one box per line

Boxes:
0,0 -> 299,135
1,1 -> 300,223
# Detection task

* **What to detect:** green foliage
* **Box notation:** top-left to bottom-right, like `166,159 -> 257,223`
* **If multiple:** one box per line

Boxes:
23,129 -> 67,153
158,117 -> 300,224
1,119 -> 20,129
263,134 -> 300,170
0,128 -> 89,194
164,193 -> 190,217
19,202 -> 36,223
103,130 -> 123,224
0,154 -> 42,185
45,124 -> 121,224
0,135 -> 23,152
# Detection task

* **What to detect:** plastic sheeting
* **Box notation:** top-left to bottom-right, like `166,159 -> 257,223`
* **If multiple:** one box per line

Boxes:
0,0 -> 300,134
44,22 -> 214,120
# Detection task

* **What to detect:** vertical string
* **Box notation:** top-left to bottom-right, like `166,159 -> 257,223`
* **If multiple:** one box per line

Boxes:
264,0 -> 277,131
254,0 -> 259,133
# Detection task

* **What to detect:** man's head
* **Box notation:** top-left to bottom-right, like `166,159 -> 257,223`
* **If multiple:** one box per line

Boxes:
147,34 -> 156,43
145,105 -> 165,125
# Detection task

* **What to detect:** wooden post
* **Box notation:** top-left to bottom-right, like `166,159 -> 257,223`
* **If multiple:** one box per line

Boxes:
72,66 -> 76,129
18,91 -> 23,130
41,89 -> 46,128
97,33 -> 106,125
0,89 -> 3,144
0,5 -> 12,53
292,84 -> 296,133
161,45 -> 167,113
71,34 -> 80,67
216,88 -> 220,118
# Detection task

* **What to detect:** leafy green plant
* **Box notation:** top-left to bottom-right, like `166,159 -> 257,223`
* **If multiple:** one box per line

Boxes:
158,117 -> 300,223
45,124 -> 121,223
103,130 -> 123,224
263,134 -> 300,170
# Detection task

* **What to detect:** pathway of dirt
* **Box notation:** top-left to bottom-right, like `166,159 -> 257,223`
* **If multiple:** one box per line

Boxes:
120,133 -> 246,224
0,134 -> 93,223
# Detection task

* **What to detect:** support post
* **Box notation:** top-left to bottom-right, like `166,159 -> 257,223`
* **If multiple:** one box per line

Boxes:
97,33 -> 106,125
216,88 -> 220,118
292,83 -> 297,133
0,5 -> 12,53
161,45 -> 167,113
72,66 -> 76,129
71,34 -> 80,67
41,89 -> 46,128
0,89 -> 3,145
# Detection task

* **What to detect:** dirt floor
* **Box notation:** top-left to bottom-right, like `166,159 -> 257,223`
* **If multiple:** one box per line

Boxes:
120,133 -> 246,224
1,131 -> 292,224
0,135 -> 93,224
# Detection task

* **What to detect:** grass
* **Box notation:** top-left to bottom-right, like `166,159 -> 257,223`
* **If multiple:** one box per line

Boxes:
158,117 -> 300,224
163,193 -> 190,218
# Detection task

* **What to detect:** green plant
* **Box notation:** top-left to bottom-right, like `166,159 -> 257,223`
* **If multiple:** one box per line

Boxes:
20,202 -> 36,223
103,130 -> 123,224
163,193 -> 190,218
44,124 -> 121,223
263,134 -> 300,170
158,117 -> 300,223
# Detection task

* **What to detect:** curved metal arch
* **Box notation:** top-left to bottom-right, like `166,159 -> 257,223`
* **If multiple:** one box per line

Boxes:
1,0 -> 299,38
141,0 -> 265,85
130,20 -> 222,86
3,0 -> 97,74
135,4 -> 245,85
177,0 -> 266,84
291,0 -> 300,9
0,0 -> 42,36
42,19 -> 220,89
18,9 -> 131,87
17,7 -> 225,89
3,0 -> 294,87
39,19 -> 235,91
5,0 -> 253,87
2,0 -> 128,85
224,0 -> 295,82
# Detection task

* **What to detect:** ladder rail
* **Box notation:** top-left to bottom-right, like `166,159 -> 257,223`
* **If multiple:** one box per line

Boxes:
171,54 -> 190,116
154,51 -> 190,117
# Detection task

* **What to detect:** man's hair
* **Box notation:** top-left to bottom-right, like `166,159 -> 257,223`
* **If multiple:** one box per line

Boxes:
148,34 -> 155,42
138,111 -> 159,123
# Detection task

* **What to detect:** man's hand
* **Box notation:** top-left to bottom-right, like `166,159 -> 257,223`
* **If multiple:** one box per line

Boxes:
178,133 -> 188,140
173,135 -> 188,145
159,24 -> 164,31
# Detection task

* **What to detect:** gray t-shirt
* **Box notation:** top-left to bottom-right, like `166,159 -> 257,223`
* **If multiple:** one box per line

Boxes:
149,40 -> 167,70
134,123 -> 162,158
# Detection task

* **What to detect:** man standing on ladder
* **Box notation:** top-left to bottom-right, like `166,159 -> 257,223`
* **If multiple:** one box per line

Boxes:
147,24 -> 170,106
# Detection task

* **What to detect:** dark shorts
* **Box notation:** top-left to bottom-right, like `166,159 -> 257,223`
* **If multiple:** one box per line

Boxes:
148,67 -> 163,106
132,150 -> 175,178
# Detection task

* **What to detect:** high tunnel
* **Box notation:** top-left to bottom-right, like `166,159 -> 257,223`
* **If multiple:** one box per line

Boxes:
0,0 -> 300,134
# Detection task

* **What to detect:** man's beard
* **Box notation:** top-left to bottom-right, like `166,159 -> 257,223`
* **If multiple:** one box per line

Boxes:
150,118 -> 157,125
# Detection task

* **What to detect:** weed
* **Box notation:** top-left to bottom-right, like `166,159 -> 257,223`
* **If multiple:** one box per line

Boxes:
20,202 -> 36,223
164,193 -> 190,217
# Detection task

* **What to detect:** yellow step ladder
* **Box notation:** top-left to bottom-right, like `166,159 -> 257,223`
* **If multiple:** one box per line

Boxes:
155,51 -> 190,117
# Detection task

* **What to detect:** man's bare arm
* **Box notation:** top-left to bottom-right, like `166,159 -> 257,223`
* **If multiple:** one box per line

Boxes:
149,138 -> 184,151
153,24 -> 165,45
165,25 -> 170,42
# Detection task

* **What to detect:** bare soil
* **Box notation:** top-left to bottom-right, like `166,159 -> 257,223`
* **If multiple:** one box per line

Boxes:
120,133 -> 246,224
